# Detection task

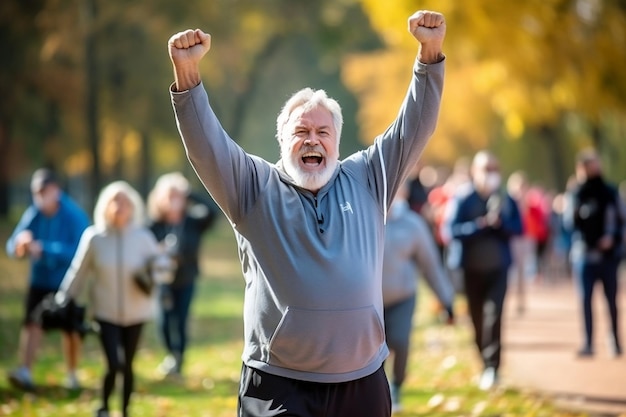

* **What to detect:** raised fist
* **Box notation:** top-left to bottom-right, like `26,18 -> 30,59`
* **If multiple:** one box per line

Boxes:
408,11 -> 446,46
168,29 -> 212,69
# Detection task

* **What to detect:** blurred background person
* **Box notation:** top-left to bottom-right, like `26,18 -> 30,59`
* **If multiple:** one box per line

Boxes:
416,164 -> 449,253
407,162 -> 430,216
506,171 -> 551,313
5,168 -> 89,391
565,149 -> 623,358
545,191 -> 570,279
506,171 -> 532,315
57,181 -> 172,417
549,175 -> 581,280
444,151 -> 523,390
431,157 -> 472,293
383,181 -> 455,413
147,172 -> 219,378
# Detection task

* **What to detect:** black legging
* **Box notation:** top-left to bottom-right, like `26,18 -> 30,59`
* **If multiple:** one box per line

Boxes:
96,320 -> 144,416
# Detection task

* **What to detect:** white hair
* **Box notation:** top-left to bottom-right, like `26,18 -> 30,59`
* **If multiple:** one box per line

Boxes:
147,172 -> 190,221
276,88 -> 343,143
93,180 -> 146,231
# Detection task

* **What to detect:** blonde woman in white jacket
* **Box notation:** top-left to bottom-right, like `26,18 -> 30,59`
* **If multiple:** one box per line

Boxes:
57,181 -> 170,417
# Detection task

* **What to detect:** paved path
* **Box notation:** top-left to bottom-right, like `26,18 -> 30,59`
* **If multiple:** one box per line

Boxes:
502,277 -> 626,416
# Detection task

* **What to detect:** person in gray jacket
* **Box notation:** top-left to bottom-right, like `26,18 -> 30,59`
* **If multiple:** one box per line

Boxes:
383,182 -> 455,413
168,10 -> 446,417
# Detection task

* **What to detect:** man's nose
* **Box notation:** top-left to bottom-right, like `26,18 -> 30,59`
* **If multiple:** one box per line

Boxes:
304,135 -> 320,146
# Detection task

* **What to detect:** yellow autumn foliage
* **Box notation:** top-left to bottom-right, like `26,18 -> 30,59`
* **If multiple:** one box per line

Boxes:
344,0 -> 626,168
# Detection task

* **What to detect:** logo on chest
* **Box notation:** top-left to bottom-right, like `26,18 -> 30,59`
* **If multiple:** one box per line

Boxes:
340,201 -> 353,214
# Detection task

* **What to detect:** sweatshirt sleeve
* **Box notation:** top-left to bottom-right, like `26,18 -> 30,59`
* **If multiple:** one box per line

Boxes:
498,194 -> 524,238
171,84 -> 272,225
6,206 -> 37,257
359,58 -> 444,212
411,215 -> 454,307
58,227 -> 96,300
445,194 -> 483,241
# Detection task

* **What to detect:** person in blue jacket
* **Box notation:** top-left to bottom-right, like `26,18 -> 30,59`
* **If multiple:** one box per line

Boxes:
444,151 -> 523,390
5,168 -> 90,391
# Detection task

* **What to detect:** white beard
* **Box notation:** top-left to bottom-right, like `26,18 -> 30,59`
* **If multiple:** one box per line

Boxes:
282,153 -> 337,191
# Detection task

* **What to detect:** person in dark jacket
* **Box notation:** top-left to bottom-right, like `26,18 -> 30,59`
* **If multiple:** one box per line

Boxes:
147,172 -> 219,377
444,151 -> 523,390
565,149 -> 623,357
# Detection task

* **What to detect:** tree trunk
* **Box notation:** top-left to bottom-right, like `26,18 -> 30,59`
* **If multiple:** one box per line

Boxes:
138,129 -> 151,198
590,123 -> 602,152
540,124 -> 567,189
84,0 -> 101,209
0,120 -> 11,218
228,36 -> 283,140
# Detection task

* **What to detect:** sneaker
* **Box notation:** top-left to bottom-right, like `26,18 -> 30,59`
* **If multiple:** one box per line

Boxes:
65,373 -> 81,390
157,354 -> 179,376
576,346 -> 594,358
391,400 -> 403,414
389,383 -> 402,413
478,367 -> 498,391
8,368 -> 35,392
95,408 -> 109,417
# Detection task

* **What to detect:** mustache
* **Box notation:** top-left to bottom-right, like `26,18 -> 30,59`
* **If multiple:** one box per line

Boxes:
298,145 -> 326,157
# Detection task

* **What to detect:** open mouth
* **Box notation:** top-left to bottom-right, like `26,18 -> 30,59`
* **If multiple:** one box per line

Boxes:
301,152 -> 324,167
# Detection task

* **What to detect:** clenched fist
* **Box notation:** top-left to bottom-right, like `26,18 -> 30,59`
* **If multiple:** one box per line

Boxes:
168,29 -> 212,91
408,11 -> 446,64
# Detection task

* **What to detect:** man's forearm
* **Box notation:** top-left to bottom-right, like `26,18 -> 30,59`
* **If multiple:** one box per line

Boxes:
418,43 -> 445,64
173,63 -> 202,92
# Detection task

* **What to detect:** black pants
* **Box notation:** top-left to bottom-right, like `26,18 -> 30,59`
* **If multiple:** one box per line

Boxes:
463,268 -> 508,370
96,320 -> 144,416
238,364 -> 391,417
575,257 -> 621,349
158,282 -> 196,369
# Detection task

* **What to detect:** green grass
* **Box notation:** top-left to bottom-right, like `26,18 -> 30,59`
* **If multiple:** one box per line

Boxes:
0,220 -> 590,417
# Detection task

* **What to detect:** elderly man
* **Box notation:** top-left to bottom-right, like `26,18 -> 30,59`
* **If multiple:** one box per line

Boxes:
168,10 -> 445,417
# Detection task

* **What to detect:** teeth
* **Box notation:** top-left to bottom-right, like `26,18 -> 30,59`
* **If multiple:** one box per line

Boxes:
302,152 -> 322,158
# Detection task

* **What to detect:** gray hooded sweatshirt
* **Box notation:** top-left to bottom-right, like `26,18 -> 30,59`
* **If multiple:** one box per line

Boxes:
382,201 -> 454,308
170,58 -> 444,383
